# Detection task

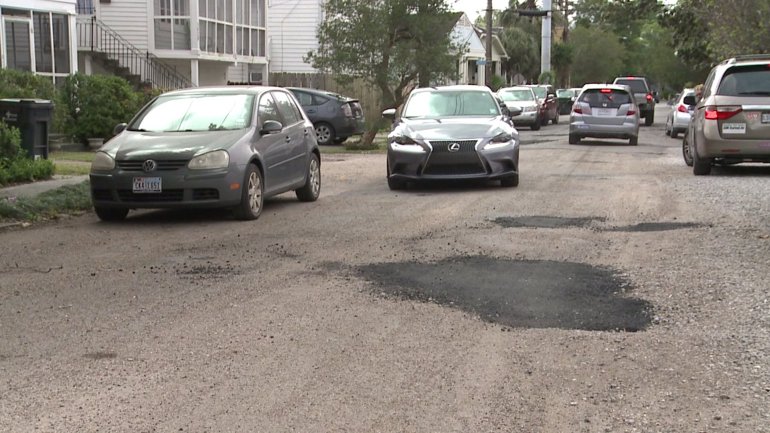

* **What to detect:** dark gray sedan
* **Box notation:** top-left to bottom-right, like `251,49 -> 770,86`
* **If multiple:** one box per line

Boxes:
89,86 -> 321,221
383,85 -> 520,190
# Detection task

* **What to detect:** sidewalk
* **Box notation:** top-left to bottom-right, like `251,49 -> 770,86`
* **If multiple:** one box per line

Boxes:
0,175 -> 89,200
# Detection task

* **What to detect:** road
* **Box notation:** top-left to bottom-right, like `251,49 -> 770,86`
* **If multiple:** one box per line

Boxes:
1,106 -> 769,432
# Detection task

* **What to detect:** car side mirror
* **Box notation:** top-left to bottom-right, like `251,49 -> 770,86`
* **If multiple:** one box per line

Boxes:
260,120 -> 283,135
382,108 -> 396,120
507,106 -> 523,117
683,95 -> 696,106
113,123 -> 127,135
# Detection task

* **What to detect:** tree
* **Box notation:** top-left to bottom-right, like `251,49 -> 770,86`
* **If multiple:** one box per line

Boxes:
569,25 -> 626,86
551,42 -> 573,87
305,0 -> 464,147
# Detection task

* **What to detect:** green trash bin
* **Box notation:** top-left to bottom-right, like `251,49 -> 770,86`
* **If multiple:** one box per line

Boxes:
0,98 -> 55,160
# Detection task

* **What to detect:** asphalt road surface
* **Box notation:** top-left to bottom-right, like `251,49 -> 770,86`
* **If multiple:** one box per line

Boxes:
2,106 -> 769,432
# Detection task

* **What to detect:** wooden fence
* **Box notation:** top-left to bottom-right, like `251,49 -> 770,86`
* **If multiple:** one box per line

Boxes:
269,73 -> 384,128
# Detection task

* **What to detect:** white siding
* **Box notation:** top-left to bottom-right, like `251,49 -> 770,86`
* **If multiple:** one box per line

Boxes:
2,0 -> 75,14
98,0 -> 149,51
267,0 -> 320,73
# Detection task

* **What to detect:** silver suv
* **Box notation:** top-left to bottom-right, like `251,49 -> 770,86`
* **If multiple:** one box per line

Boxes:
683,54 -> 770,175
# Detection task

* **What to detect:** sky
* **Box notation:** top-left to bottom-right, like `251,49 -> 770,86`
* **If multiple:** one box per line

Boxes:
451,0 -> 510,22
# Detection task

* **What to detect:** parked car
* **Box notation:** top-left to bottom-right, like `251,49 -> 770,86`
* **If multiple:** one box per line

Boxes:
497,86 -> 541,130
556,88 -> 580,115
612,76 -> 656,126
525,84 -> 559,125
683,54 -> 770,174
286,87 -> 365,145
665,88 -> 696,138
382,85 -> 520,190
569,84 -> 640,146
89,86 -> 321,221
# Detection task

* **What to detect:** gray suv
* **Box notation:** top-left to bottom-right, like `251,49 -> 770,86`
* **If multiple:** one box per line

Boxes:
683,54 -> 770,175
613,76 -> 655,126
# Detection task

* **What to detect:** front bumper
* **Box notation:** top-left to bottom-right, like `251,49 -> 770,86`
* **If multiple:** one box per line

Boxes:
512,111 -> 539,126
90,165 -> 245,209
387,140 -> 519,182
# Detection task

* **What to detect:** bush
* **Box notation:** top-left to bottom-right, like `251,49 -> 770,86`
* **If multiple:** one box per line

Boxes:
490,74 -> 506,92
538,71 -> 555,85
0,181 -> 92,221
0,120 -> 55,186
59,73 -> 141,144
0,69 -> 55,101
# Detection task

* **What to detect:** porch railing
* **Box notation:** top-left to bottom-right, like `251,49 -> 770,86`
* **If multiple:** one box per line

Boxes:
77,16 -> 193,90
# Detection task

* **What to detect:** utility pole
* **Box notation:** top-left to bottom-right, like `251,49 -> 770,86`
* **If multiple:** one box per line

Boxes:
540,0 -> 552,78
485,0 -> 493,87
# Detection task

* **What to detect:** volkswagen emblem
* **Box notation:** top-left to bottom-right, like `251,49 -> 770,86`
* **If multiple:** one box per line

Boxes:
142,160 -> 157,172
448,142 -> 461,152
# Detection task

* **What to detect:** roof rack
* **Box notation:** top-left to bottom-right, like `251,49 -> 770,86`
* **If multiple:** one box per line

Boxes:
724,54 -> 770,64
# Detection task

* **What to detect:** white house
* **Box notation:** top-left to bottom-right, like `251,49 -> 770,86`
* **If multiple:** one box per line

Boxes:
0,0 -> 78,84
450,13 -> 507,86
267,0 -> 321,74
75,0 -> 269,88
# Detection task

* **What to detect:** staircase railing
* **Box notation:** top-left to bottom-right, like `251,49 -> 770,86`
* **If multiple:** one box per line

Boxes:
77,16 -> 193,90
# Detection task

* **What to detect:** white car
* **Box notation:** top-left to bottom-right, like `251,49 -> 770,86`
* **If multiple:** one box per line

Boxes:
665,88 -> 696,138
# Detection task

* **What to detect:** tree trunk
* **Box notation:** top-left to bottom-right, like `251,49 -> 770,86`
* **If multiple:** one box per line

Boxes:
360,127 -> 378,148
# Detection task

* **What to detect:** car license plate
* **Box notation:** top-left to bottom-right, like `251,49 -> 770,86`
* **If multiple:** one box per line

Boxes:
762,113 -> 770,123
133,177 -> 162,193
596,108 -> 613,116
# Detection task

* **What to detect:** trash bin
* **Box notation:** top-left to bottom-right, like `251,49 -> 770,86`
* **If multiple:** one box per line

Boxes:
0,98 -> 55,160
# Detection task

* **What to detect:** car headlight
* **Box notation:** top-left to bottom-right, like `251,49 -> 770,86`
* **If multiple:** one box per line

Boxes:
392,135 -> 418,145
188,150 -> 229,170
90,151 -> 115,172
485,132 -> 514,150
526,105 -> 538,112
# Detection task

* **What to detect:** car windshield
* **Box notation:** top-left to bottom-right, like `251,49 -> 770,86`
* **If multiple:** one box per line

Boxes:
557,89 -> 573,98
402,90 -> 500,118
129,93 -> 255,132
499,89 -> 535,102
531,87 -> 547,98
717,65 -> 770,96
614,79 -> 647,93
579,89 -> 632,108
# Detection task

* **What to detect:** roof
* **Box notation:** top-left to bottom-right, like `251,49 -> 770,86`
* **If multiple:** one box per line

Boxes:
411,84 -> 493,93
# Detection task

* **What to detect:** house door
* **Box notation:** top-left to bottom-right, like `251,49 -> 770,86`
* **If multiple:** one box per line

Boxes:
2,16 -> 34,71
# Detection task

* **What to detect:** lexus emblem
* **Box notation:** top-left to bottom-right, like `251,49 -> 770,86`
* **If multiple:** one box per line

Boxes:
448,142 -> 461,152
142,160 -> 157,172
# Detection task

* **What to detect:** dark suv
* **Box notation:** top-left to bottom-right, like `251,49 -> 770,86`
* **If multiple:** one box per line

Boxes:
613,76 -> 655,126
287,87 -> 365,145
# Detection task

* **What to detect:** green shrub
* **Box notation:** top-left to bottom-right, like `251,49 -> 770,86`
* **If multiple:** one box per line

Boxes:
0,120 -> 55,186
0,69 -> 55,100
538,71 -> 555,85
0,181 -> 92,221
0,120 -> 23,163
490,74 -> 506,92
59,73 -> 141,144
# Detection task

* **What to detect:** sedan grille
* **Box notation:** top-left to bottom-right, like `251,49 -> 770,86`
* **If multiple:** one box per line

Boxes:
117,189 -> 184,202
117,160 -> 188,171
429,140 -> 477,153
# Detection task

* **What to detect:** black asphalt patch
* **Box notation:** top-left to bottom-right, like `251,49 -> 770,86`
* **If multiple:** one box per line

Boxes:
359,256 -> 652,332
607,222 -> 702,232
494,216 -> 606,229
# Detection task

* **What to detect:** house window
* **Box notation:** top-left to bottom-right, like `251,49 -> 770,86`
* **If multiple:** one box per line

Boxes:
199,0 -> 263,57
33,12 -> 53,73
4,20 -> 32,71
154,0 -> 190,50
2,10 -> 71,81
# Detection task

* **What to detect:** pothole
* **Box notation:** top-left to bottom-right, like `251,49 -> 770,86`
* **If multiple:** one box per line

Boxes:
607,222 -> 703,232
494,216 -> 606,229
83,352 -> 117,360
359,256 -> 652,332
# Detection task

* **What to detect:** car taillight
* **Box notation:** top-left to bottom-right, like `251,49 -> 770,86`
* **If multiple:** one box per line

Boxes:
342,103 -> 353,117
627,109 -> 636,115
677,104 -> 688,113
600,88 -> 611,93
646,93 -> 653,102
573,107 -> 583,114
704,105 -> 742,120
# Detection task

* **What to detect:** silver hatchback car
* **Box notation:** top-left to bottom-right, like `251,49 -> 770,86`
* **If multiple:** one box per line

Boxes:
569,84 -> 640,146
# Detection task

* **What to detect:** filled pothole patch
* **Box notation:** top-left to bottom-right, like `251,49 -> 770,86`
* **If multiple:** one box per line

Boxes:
606,222 -> 702,232
494,216 -> 606,229
358,256 -> 652,332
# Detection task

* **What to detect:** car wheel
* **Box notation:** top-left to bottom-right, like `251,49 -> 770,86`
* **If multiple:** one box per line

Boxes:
315,123 -> 335,146
333,137 -> 348,144
94,207 -> 128,221
233,164 -> 264,220
692,141 -> 712,176
568,133 -> 580,144
541,116 -> 548,126
670,128 -> 678,139
629,136 -> 638,146
500,173 -> 519,187
664,119 -> 671,136
530,120 -> 541,131
644,113 -> 654,126
682,134 -> 694,167
295,153 -> 321,202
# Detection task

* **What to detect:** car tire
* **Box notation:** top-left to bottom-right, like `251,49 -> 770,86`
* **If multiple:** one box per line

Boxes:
530,120 -> 541,131
500,174 -> 519,187
94,207 -> 128,221
670,128 -> 678,139
629,136 -> 638,146
664,119 -> 671,136
295,153 -> 321,202
315,123 -> 335,146
233,164 -> 264,220
568,134 -> 580,144
541,115 -> 548,126
692,142 -> 712,175
682,134 -> 694,167
644,113 -> 654,126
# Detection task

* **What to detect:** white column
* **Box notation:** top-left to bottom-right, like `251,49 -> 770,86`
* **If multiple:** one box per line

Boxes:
541,0 -> 552,76
191,59 -> 199,86
69,14 -> 78,73
477,62 -> 485,86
